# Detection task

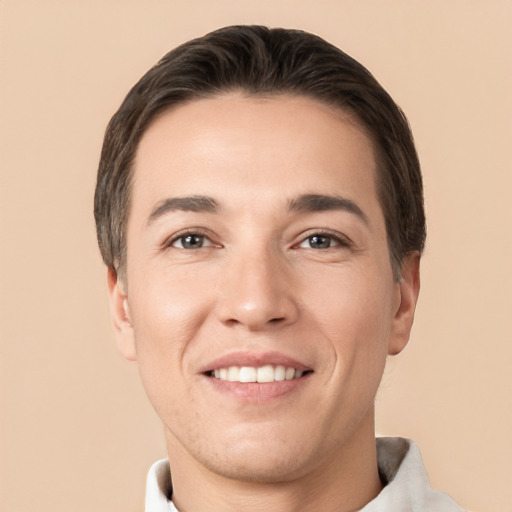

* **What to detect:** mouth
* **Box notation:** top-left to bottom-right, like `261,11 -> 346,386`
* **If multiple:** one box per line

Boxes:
206,365 -> 309,383
200,351 -> 314,395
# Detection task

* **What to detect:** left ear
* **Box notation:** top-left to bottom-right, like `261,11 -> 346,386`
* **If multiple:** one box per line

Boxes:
107,267 -> 137,361
388,252 -> 421,356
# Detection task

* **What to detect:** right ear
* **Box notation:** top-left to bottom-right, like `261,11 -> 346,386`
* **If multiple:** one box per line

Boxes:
107,267 -> 137,361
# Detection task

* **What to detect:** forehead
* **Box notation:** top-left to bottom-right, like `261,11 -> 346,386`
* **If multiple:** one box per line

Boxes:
130,94 -> 381,220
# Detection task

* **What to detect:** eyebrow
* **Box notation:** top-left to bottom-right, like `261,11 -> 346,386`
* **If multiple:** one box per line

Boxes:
287,194 -> 369,224
147,193 -> 368,226
147,195 -> 220,224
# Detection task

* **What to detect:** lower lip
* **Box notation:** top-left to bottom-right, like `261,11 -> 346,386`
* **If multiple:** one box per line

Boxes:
203,374 -> 311,402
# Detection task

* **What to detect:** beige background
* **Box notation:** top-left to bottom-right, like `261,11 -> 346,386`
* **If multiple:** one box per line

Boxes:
1,1 -> 511,511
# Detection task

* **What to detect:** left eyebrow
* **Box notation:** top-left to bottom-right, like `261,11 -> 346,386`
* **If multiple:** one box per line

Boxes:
287,194 -> 369,225
147,195 -> 220,225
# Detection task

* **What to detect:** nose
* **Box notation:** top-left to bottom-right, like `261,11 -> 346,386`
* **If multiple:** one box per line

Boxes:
216,248 -> 299,331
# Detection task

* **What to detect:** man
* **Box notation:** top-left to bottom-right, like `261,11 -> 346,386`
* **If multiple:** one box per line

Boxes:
94,25 -> 465,511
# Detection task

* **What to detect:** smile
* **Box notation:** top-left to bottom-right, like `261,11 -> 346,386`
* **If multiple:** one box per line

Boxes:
210,365 -> 305,383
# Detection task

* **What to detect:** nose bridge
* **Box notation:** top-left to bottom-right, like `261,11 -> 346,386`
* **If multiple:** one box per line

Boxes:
216,240 -> 298,330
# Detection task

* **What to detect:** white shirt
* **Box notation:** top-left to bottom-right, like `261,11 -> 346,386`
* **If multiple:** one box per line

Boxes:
145,437 -> 466,511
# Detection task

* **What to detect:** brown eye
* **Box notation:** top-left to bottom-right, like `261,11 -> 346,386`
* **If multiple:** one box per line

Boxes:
172,234 -> 207,249
301,234 -> 336,249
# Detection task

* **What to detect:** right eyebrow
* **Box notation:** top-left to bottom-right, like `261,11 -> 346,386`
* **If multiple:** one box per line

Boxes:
287,193 -> 369,226
147,195 -> 220,225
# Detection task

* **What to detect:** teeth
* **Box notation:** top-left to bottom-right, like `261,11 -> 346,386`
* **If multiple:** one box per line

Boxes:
212,365 -> 306,383
227,366 -> 240,382
239,367 -> 257,382
257,365 -> 274,382
274,365 -> 286,381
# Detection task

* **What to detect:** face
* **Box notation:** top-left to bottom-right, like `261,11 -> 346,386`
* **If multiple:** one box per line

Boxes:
109,94 -> 419,483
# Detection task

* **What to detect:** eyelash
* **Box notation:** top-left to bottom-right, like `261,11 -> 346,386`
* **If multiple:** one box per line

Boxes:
164,229 -> 218,250
163,229 -> 352,251
295,230 -> 353,250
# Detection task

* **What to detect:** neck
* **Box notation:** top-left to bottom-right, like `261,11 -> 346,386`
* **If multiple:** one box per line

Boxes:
165,411 -> 382,512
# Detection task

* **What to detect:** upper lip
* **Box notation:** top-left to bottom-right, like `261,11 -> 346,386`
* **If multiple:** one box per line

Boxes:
199,351 -> 312,373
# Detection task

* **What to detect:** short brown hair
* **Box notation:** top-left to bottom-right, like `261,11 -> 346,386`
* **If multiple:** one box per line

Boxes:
94,25 -> 425,279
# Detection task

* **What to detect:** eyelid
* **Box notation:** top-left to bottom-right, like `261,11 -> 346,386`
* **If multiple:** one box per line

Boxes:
162,228 -> 221,249
294,229 -> 354,249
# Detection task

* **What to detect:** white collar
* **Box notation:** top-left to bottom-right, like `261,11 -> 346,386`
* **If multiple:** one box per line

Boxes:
145,437 -> 465,512
360,438 -> 465,511
145,456 -> 175,512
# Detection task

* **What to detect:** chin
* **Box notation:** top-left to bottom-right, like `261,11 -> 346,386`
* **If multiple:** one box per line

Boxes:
200,447 -> 311,484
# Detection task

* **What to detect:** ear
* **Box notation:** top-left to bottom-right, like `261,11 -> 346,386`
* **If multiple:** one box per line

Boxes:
107,267 -> 137,361
388,252 -> 421,356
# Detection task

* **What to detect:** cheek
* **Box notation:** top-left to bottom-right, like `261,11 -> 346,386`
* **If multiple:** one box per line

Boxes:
127,271 -> 213,391
311,264 -> 394,331
130,266 -> 212,343
127,285 -> 208,431
311,268 -> 394,375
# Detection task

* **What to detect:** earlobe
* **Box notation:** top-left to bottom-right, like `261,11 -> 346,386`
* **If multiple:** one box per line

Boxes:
388,253 -> 421,356
107,267 -> 137,361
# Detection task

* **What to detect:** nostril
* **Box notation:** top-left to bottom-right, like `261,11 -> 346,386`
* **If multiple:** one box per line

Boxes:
216,288 -> 299,330
225,318 -> 241,327
225,316 -> 284,327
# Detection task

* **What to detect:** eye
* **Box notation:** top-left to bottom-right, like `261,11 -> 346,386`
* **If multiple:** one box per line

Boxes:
297,232 -> 350,250
170,233 -> 214,249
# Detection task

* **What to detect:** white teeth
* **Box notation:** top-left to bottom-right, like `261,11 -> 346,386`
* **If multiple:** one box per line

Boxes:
257,365 -> 274,383
227,366 -> 240,381
212,365 -> 306,383
239,366 -> 257,382
274,365 -> 286,381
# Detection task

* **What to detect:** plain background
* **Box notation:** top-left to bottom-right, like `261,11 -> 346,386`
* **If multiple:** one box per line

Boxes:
1,1 -> 510,511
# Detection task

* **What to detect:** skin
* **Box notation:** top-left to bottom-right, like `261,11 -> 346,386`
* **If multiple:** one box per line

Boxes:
108,94 -> 420,512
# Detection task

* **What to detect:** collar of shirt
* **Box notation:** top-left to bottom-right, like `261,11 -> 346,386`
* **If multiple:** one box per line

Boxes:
144,437 -> 465,512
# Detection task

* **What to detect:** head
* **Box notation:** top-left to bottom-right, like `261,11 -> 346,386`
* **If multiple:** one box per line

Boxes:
94,25 -> 425,284
94,25 -> 425,491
